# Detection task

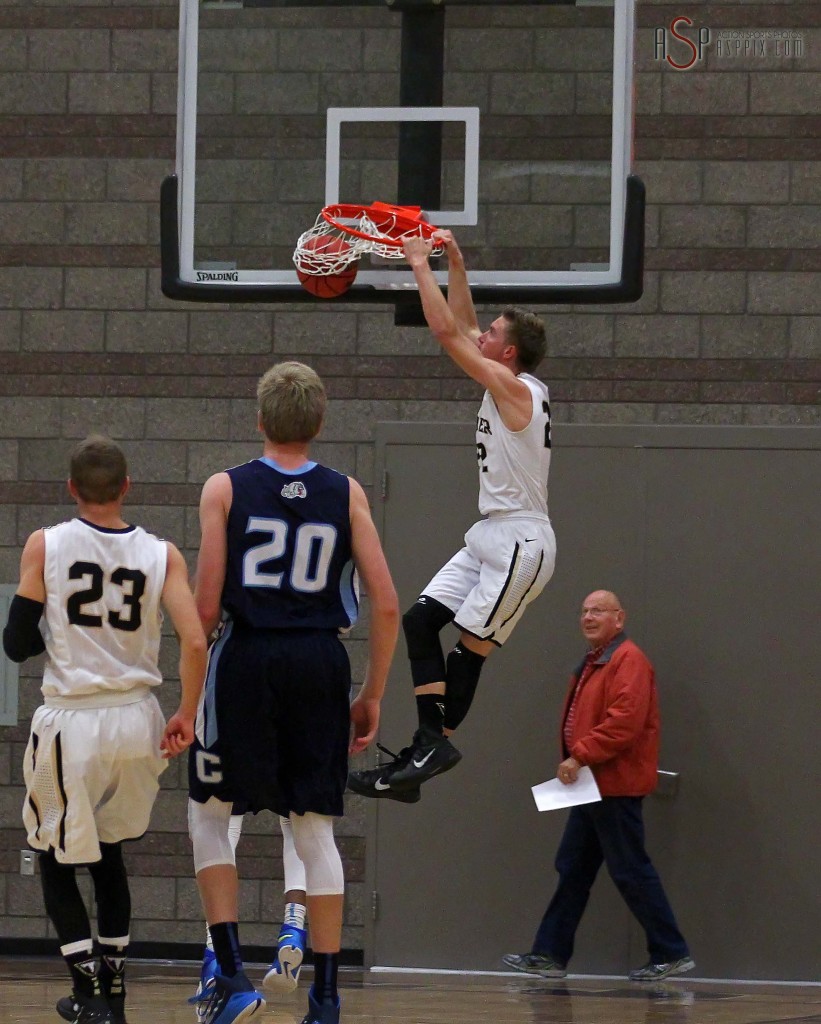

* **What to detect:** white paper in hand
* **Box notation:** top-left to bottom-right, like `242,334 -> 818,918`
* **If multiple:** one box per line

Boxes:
531,766 -> 602,812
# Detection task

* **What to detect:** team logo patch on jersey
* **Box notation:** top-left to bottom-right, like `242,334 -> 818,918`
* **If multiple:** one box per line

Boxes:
281,481 -> 308,499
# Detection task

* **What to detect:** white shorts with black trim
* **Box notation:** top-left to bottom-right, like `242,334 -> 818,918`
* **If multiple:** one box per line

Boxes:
22,693 -> 167,864
422,512 -> 556,647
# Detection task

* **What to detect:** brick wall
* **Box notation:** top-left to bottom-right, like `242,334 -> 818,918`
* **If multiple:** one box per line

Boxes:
0,0 -> 819,954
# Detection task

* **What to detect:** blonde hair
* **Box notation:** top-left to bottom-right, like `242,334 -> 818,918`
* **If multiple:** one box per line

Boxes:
70,435 -> 127,504
257,361 -> 326,443
502,307 -> 547,372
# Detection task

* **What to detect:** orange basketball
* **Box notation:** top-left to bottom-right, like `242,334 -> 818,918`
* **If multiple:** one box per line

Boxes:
297,235 -> 358,299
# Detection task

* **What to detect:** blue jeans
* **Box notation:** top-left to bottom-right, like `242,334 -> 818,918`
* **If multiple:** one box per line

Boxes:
532,796 -> 689,965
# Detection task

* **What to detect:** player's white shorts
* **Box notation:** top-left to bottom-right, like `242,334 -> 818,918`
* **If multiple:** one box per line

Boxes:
422,512 -> 556,647
22,693 -> 167,864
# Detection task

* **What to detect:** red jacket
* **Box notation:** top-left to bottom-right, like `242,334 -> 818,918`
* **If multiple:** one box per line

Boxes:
561,633 -> 659,797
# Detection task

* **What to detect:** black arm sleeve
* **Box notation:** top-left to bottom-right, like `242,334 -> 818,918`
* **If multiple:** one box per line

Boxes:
3,595 -> 46,663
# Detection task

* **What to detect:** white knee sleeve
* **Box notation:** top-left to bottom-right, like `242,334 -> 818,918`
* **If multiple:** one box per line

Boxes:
228,813 -> 243,854
280,815 -> 307,894
188,797 -> 235,873
289,812 -> 344,896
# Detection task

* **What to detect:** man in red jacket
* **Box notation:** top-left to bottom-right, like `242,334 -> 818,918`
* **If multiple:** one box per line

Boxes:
503,590 -> 694,982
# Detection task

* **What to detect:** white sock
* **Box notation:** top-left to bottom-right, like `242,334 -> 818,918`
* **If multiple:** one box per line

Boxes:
283,902 -> 306,930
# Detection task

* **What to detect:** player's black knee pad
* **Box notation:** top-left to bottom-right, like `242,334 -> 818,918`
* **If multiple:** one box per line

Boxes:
443,642 -> 486,732
402,597 -> 455,688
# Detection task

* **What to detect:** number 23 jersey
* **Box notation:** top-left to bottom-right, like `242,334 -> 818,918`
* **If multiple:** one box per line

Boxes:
221,457 -> 358,631
41,518 -> 167,703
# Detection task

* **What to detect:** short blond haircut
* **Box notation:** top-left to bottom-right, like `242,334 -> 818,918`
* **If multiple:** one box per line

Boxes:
70,435 -> 128,504
502,307 -> 546,372
257,361 -> 326,443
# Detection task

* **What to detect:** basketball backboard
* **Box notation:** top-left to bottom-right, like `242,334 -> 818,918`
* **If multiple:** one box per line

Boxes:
161,0 -> 644,310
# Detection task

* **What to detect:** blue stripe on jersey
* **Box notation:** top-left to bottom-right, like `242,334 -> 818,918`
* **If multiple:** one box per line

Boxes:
202,620 -> 233,749
339,559 -> 359,627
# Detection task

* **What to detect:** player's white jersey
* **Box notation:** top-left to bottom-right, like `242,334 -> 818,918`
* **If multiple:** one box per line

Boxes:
475,374 -> 551,517
41,519 -> 167,705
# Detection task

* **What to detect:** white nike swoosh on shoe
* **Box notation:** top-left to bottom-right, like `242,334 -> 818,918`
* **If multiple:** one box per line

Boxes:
412,749 -> 436,768
374,778 -> 392,790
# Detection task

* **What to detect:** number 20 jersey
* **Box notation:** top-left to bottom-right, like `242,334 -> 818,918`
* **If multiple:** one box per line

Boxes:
221,458 -> 358,631
41,518 -> 167,703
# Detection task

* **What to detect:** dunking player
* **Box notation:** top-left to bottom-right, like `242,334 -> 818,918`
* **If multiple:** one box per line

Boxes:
348,231 -> 556,801
187,362 -> 399,1024
2,436 -> 207,1024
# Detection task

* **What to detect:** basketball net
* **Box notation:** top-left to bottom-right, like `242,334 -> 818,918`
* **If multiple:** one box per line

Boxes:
293,202 -> 443,276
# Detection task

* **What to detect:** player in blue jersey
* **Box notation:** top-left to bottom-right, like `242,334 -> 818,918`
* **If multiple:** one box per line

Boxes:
187,362 -> 399,1024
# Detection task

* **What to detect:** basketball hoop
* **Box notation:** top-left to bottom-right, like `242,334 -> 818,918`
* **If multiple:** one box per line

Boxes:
293,202 -> 443,276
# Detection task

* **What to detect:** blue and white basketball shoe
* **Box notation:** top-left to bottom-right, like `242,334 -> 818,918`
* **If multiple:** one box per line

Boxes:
263,925 -> 307,994
188,970 -> 265,1024
193,948 -> 218,1023
300,988 -> 340,1024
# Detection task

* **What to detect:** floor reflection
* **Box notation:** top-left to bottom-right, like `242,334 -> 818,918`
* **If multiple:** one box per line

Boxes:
1,961 -> 818,1024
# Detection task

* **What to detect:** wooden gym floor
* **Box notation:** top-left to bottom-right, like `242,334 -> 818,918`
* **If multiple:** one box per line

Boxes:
3,960 -> 819,1024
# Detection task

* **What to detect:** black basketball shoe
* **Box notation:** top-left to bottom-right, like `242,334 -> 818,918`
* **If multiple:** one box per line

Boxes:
387,728 -> 462,791
56,993 -> 113,1024
347,743 -> 421,803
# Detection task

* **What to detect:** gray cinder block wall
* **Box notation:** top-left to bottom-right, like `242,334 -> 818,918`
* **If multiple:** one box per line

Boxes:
0,0 -> 819,954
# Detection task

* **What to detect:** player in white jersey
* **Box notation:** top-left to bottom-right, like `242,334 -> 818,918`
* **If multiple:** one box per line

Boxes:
2,436 -> 207,1024
348,231 -> 556,799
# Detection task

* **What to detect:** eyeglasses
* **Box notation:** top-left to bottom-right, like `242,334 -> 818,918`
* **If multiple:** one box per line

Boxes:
581,607 -> 621,617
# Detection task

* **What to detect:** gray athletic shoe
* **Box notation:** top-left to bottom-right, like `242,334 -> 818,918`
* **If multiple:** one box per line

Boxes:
629,956 -> 695,981
502,952 -> 567,979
